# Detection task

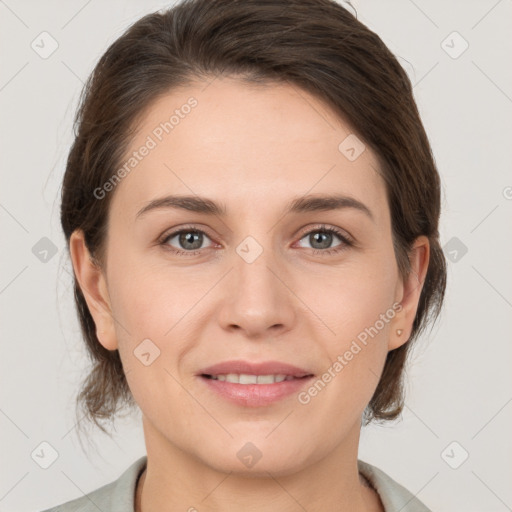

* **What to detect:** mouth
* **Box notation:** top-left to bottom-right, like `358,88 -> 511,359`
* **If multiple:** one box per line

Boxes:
197,359 -> 314,379
196,360 -> 315,407
201,373 -> 312,384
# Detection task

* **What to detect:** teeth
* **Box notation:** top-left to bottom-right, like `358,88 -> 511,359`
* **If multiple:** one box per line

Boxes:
209,373 -> 295,384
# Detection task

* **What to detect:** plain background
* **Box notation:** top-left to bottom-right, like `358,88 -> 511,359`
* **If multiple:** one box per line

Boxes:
1,0 -> 511,510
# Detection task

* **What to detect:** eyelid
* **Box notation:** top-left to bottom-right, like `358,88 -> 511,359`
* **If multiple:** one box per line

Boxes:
159,223 -> 355,255
295,223 -> 354,244
159,224 -> 218,247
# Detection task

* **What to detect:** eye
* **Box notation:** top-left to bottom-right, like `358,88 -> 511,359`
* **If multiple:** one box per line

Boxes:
296,225 -> 353,255
158,223 -> 354,257
160,226 -> 215,256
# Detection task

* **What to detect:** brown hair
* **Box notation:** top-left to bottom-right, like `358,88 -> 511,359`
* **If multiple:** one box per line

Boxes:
61,0 -> 446,434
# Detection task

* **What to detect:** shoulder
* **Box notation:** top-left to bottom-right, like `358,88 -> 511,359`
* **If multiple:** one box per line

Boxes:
358,459 -> 433,512
40,456 -> 147,512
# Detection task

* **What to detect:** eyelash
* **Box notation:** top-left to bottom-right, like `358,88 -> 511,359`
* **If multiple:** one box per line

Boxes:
158,224 -> 354,257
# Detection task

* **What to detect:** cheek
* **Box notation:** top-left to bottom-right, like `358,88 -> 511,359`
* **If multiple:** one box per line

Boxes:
299,252 -> 397,398
105,255 -> 198,416
105,248 -> 211,389
303,251 -> 398,343
106,242 -> 195,333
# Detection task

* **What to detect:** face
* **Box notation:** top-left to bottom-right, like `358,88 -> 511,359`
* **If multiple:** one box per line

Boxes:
72,76 -> 428,476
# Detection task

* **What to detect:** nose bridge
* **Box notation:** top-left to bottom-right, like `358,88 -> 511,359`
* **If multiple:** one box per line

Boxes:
218,231 -> 295,335
236,236 -> 278,293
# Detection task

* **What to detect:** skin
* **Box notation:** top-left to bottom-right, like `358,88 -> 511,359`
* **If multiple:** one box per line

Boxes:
70,76 -> 429,512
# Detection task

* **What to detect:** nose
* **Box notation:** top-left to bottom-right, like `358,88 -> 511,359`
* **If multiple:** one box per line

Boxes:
217,243 -> 296,338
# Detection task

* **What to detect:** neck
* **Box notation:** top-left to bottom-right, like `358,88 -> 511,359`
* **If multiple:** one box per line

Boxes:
136,417 -> 383,512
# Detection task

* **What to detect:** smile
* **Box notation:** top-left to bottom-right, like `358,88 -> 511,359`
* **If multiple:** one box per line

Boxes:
202,373 -> 306,384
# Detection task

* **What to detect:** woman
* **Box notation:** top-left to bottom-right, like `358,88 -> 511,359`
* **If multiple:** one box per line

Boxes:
43,0 -> 446,510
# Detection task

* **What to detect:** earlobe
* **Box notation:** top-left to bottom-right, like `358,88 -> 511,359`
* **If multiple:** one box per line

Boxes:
69,230 -> 118,351
389,236 -> 430,351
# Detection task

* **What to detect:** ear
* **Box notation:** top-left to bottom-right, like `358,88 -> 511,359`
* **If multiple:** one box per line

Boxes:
389,235 -> 430,351
69,229 -> 118,351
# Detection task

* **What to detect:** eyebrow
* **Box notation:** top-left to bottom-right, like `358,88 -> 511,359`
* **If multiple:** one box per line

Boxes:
135,193 -> 374,222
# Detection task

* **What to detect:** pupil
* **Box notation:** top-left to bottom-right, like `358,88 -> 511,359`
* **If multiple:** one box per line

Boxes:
312,231 -> 331,249
180,231 -> 202,250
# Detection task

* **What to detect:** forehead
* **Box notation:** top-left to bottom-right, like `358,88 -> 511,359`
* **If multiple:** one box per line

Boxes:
109,76 -> 387,221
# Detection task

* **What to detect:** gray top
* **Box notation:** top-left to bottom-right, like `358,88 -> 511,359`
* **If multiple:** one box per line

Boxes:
41,456 -> 432,511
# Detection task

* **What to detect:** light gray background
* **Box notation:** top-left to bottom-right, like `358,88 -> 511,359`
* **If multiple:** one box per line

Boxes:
1,1 -> 511,511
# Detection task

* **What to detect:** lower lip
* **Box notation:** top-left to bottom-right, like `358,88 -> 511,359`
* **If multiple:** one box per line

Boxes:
198,375 -> 314,407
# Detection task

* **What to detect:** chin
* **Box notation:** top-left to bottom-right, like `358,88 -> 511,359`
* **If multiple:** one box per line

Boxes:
195,437 -> 316,477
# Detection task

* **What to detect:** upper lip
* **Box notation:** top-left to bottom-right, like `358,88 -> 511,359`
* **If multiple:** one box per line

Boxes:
198,360 -> 314,378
